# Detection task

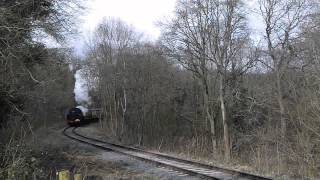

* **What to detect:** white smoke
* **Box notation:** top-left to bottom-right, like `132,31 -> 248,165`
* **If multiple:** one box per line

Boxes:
74,69 -> 91,115
76,105 -> 89,115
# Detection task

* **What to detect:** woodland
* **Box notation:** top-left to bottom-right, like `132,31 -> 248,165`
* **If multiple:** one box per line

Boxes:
1,0 -> 320,179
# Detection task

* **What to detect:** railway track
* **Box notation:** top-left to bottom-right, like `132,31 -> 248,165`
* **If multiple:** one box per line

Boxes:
63,126 -> 273,180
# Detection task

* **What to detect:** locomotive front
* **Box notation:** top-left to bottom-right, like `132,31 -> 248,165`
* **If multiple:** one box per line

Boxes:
66,107 -> 84,126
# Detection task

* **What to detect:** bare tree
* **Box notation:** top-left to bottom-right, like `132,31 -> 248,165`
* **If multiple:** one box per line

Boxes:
0,0 -> 82,126
161,0 -> 219,153
161,0 -> 249,160
85,18 -> 141,138
258,0 -> 311,138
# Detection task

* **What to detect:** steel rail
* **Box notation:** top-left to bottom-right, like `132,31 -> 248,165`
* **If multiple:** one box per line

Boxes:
72,127 -> 273,180
63,126 -> 274,180
63,126 -> 216,179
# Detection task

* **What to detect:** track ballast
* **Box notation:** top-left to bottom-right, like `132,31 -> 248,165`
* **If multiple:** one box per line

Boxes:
63,126 -> 273,180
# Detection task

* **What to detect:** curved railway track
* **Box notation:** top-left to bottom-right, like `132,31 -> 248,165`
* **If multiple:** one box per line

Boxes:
63,126 -> 273,180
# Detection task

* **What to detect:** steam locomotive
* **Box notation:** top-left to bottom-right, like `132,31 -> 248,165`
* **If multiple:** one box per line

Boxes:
66,107 -> 100,126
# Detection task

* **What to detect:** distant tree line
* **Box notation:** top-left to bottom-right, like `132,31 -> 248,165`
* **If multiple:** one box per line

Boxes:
83,0 -> 320,178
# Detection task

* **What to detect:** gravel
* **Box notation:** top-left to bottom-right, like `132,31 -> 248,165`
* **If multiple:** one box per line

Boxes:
34,123 -> 201,180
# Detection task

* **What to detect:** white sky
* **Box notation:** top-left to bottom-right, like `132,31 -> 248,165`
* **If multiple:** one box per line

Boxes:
79,0 -> 262,38
69,0 -> 177,55
81,0 -> 177,39
69,0 -> 263,54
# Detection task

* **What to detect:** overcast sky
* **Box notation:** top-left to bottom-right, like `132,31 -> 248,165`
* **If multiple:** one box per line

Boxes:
69,0 -> 177,55
69,0 -> 263,54
81,0 -> 176,38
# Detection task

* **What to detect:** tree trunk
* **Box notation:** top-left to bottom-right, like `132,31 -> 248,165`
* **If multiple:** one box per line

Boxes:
219,74 -> 230,161
276,71 -> 286,138
203,83 -> 217,153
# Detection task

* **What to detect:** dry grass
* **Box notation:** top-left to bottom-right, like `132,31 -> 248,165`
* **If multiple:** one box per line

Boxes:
138,133 -> 319,180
